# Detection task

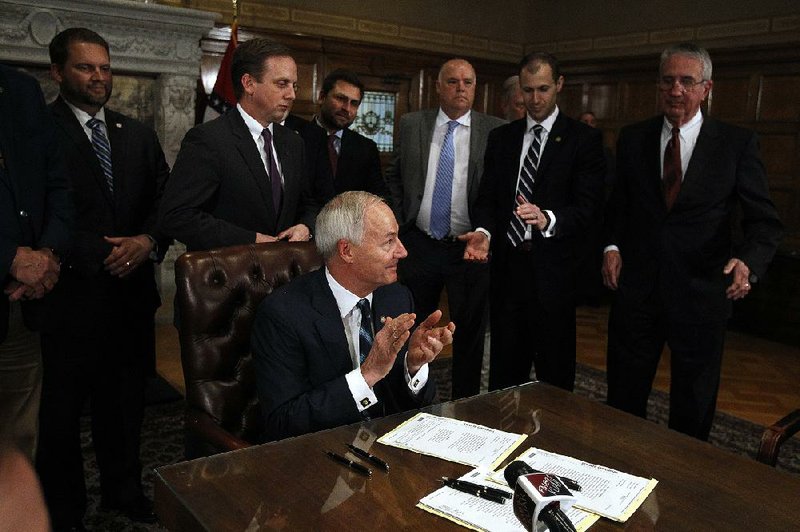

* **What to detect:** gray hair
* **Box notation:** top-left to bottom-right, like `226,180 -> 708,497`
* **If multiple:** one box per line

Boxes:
315,191 -> 386,260
660,43 -> 713,81
501,75 -> 520,102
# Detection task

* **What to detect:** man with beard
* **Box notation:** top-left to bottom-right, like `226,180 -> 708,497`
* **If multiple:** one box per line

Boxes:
37,28 -> 170,529
287,69 -> 387,204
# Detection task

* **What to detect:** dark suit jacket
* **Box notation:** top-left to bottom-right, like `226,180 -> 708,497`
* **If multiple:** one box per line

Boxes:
160,109 -> 317,251
385,109 -> 505,231
286,115 -> 387,204
605,115 -> 782,322
252,268 -> 435,441
0,66 -> 72,340
42,97 -> 170,336
473,113 -> 606,305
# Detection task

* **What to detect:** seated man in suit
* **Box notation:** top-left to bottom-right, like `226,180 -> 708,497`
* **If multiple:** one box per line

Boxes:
252,191 -> 455,441
285,69 -> 387,204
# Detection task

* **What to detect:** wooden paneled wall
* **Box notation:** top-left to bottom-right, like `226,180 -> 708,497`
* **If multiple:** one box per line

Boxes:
201,30 -> 800,343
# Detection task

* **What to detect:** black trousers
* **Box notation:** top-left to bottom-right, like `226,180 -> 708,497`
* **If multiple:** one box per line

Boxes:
398,228 -> 489,399
488,245 -> 577,392
606,294 -> 726,441
36,308 -> 154,529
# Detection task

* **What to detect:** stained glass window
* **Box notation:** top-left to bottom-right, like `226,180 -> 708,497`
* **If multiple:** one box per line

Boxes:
352,91 -> 396,152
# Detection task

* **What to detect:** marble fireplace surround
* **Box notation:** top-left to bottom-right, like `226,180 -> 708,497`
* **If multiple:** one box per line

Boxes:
0,0 -> 217,166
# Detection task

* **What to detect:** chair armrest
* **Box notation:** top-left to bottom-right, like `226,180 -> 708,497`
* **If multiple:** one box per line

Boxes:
186,408 -> 252,453
757,409 -> 800,466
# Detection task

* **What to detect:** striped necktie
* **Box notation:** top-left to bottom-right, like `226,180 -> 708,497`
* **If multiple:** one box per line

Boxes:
86,117 -> 114,194
507,124 -> 543,246
356,298 -> 374,365
430,120 -> 460,239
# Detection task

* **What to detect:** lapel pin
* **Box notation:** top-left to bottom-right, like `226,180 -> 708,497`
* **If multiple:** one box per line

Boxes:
0,87 -> 4,95
554,136 -> 562,142
115,123 -> 122,128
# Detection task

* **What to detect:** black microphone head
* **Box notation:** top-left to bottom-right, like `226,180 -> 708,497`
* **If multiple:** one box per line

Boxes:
504,460 -> 535,487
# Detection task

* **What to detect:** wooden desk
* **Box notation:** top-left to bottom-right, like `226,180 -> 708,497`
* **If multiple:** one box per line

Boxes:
155,383 -> 800,530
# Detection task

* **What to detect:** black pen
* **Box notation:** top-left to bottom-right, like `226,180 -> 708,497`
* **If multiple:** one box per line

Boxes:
441,477 -> 508,504
346,444 -> 389,471
326,451 -> 372,477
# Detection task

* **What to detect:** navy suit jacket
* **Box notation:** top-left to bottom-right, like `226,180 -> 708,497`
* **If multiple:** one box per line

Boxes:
160,108 -> 317,251
473,112 -> 606,306
0,66 -> 73,340
605,115 -> 782,322
43,97 -> 169,336
252,268 -> 435,441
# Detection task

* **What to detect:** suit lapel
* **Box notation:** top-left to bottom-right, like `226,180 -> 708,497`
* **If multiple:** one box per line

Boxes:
106,110 -> 126,216
229,109 -> 277,224
418,110 -> 436,186
309,271 -> 354,371
52,98 -> 114,208
467,113 -> 483,196
0,70 -> 15,193
535,113 -> 567,184
273,124 -> 294,227
678,117 -> 719,208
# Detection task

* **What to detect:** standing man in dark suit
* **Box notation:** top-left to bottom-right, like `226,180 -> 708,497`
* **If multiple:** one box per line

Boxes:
385,59 -> 504,399
160,39 -> 316,251
287,69 -> 387,204
602,43 -> 782,440
37,28 -> 170,529
252,191 -> 454,441
0,64 -> 72,462
465,52 -> 606,392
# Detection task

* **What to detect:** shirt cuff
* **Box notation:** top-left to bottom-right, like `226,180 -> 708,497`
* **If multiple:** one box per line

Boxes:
474,227 -> 491,242
404,353 -> 429,395
540,210 -> 556,238
145,234 -> 159,261
604,245 -> 620,253
345,368 -> 379,412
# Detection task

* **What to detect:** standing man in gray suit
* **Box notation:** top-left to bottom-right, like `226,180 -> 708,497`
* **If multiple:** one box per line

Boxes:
385,58 -> 504,399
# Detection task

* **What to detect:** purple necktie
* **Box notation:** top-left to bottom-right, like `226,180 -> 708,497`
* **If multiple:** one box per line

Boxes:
262,127 -> 282,215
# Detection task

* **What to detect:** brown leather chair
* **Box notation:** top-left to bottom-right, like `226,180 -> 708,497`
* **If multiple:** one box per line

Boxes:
175,242 -> 323,457
757,409 -> 800,467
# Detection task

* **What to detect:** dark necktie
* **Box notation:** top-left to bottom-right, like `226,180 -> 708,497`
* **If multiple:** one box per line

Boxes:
663,127 -> 682,211
430,120 -> 460,239
327,133 -> 339,177
86,117 -> 114,194
507,124 -> 543,246
356,299 -> 374,365
261,127 -> 282,214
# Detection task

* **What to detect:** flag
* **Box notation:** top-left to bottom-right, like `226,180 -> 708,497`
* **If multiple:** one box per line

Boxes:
205,21 -> 238,120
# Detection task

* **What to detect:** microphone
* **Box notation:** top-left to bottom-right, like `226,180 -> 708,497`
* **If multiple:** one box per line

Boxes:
504,461 -> 577,532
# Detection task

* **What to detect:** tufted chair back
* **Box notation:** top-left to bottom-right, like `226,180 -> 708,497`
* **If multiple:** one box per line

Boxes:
175,241 -> 323,457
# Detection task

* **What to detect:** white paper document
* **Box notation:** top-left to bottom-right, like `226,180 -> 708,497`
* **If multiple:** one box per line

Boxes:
417,469 -> 599,532
377,412 -> 527,469
492,447 -> 658,522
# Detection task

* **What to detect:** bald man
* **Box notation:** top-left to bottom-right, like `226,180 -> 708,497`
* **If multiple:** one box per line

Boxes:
385,58 -> 505,399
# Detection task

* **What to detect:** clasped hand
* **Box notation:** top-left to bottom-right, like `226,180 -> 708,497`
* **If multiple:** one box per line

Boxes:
360,309 -> 455,388
6,247 -> 60,301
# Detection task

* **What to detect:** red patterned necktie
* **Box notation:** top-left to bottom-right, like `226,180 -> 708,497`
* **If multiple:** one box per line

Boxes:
328,133 -> 339,177
663,127 -> 681,211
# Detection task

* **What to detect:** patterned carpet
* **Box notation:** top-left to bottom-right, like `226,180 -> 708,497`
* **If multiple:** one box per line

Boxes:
80,362 -> 798,530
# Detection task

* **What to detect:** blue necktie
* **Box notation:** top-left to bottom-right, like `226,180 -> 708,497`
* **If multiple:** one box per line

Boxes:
507,124 -> 543,246
86,117 -> 114,194
430,120 -> 460,239
356,299 -> 374,365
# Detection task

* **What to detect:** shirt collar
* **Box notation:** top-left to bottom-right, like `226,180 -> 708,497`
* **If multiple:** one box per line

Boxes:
314,115 -> 344,139
526,105 -> 559,133
436,108 -> 471,128
325,267 -> 373,319
63,97 -> 106,126
238,103 -> 271,139
661,109 -> 703,136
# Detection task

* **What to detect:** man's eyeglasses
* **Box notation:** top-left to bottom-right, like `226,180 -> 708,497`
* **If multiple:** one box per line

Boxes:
658,76 -> 707,91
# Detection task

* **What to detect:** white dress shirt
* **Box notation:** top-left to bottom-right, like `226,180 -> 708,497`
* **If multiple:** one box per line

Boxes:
63,99 -> 108,142
237,103 -> 284,185
325,268 -> 428,412
417,109 -> 472,237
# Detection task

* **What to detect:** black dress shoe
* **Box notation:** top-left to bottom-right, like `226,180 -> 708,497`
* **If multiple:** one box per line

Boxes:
100,495 -> 157,524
